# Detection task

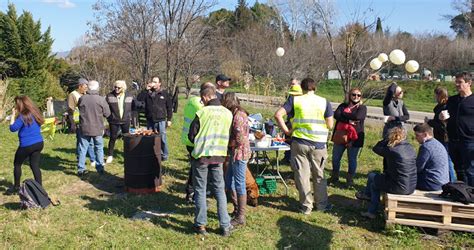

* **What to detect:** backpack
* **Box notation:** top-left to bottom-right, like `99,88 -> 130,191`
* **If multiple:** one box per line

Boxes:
439,181 -> 474,205
19,179 -> 52,209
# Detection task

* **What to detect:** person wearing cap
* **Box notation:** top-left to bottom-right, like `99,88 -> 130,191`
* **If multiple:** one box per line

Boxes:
77,80 -> 111,176
282,78 -> 302,163
68,78 -> 97,168
105,80 -> 135,164
275,77 -> 334,215
137,76 -> 173,161
215,74 -> 231,101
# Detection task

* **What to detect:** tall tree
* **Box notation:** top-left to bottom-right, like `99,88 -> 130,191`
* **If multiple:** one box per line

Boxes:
375,17 -> 383,36
234,0 -> 254,30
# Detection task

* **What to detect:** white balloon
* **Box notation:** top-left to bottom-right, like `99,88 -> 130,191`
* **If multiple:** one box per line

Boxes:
370,58 -> 383,70
389,49 -> 406,65
276,47 -> 285,57
378,53 -> 388,62
405,60 -> 419,73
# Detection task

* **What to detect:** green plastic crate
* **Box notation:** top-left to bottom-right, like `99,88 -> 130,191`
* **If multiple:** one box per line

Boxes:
256,175 -> 277,195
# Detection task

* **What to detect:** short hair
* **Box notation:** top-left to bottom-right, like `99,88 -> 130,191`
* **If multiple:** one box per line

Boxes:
455,72 -> 472,82
200,84 -> 216,98
114,80 -> 127,90
88,80 -> 99,91
200,82 -> 215,92
413,123 -> 434,136
301,78 -> 317,91
78,78 -> 88,86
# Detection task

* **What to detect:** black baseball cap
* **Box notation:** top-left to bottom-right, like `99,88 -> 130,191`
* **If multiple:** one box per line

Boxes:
216,74 -> 231,82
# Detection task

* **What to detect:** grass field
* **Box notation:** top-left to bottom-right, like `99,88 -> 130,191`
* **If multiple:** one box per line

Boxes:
0,97 -> 473,248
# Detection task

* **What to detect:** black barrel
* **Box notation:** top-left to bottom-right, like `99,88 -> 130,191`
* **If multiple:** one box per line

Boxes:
123,134 -> 162,193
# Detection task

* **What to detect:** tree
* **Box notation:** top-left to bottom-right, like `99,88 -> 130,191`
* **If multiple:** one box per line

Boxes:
375,17 -> 383,36
234,0 -> 254,30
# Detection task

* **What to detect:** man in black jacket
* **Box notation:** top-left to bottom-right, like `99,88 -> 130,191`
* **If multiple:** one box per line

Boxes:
137,77 -> 173,161
105,80 -> 135,164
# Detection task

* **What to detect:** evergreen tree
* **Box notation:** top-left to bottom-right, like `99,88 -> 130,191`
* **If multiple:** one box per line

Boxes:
375,17 -> 383,36
234,0 -> 254,30
0,4 -> 22,76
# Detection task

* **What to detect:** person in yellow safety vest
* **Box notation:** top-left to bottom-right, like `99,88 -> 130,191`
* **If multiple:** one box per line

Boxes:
187,83 -> 234,237
283,78 -> 303,163
181,82 -> 213,203
68,78 -> 97,168
275,77 -> 334,215
67,78 -> 88,133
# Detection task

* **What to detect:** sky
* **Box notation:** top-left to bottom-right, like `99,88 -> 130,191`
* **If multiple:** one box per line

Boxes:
0,0 -> 460,52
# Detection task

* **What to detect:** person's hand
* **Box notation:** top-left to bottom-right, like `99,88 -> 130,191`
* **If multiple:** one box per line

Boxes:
283,128 -> 292,136
167,121 -> 172,127
424,116 -> 429,123
387,116 -> 395,122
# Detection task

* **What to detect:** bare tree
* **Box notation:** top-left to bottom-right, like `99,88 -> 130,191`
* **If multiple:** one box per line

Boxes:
90,0 -> 162,87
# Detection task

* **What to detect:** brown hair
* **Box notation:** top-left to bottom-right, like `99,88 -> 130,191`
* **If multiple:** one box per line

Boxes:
387,127 -> 406,147
301,78 -> 317,91
14,96 -> 44,126
413,123 -> 433,136
455,72 -> 472,82
434,87 -> 448,105
222,92 -> 248,115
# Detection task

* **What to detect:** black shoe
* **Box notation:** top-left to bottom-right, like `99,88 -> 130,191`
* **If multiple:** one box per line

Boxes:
4,186 -> 19,195
97,170 -> 105,175
194,225 -> 208,235
78,170 -> 89,177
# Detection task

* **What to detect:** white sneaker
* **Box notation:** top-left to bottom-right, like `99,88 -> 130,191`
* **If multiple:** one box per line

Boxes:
106,156 -> 113,164
90,161 -> 96,167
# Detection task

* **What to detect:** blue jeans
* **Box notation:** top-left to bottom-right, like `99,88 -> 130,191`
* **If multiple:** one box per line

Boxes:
78,134 -> 104,173
147,120 -> 168,160
331,144 -> 361,175
364,172 -> 381,214
463,141 -> 474,186
191,159 -> 230,229
225,157 -> 247,195
76,131 -> 96,163
442,142 -> 456,182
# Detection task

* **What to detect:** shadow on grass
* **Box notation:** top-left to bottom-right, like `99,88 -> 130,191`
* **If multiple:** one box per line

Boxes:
41,153 -> 76,172
3,202 -> 21,210
277,215 -> 333,249
81,183 -> 196,235
259,195 -> 299,213
0,179 -> 13,192
329,194 -> 386,233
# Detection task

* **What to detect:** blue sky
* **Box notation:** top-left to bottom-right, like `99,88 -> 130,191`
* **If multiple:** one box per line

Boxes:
0,0 -> 459,52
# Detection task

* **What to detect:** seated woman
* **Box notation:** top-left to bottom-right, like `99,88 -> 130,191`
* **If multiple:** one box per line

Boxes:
356,127 -> 417,219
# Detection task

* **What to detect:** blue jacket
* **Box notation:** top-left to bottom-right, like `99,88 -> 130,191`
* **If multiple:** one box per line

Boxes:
416,138 -> 449,191
10,115 -> 43,147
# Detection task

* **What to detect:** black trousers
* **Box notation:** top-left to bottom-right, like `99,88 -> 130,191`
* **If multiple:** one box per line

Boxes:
108,123 -> 130,157
14,141 -> 44,187
67,113 -> 76,134
449,141 -> 465,183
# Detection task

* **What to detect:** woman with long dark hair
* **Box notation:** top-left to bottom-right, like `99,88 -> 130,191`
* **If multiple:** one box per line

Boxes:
221,92 -> 251,227
426,87 -> 456,182
7,96 -> 45,195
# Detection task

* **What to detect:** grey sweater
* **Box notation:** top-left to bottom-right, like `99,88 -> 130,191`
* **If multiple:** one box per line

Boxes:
78,90 -> 111,136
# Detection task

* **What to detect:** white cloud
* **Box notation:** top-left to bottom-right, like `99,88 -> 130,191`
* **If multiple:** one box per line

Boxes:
41,0 -> 77,9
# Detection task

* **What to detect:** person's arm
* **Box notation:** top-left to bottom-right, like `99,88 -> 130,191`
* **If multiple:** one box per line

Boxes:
344,105 -> 367,122
333,104 -> 348,122
67,93 -> 75,114
325,116 -> 334,130
324,100 -> 334,129
383,83 -> 397,106
395,103 -> 410,122
188,116 -> 200,144
275,97 -> 293,136
9,114 -> 23,132
233,112 -> 248,148
373,139 -> 389,157
102,98 -> 111,118
416,145 -> 430,173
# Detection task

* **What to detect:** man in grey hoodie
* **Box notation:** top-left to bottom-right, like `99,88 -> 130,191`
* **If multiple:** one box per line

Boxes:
77,80 -> 111,176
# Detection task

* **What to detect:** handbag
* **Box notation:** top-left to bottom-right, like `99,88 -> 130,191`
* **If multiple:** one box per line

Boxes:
331,130 -> 349,145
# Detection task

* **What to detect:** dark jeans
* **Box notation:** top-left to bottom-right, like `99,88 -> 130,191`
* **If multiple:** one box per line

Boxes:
363,172 -> 382,214
462,141 -> 474,186
449,141 -> 465,183
67,113 -> 76,133
108,123 -> 130,157
13,141 -> 44,187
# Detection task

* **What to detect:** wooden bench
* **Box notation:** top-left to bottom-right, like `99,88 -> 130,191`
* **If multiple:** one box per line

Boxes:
385,190 -> 474,232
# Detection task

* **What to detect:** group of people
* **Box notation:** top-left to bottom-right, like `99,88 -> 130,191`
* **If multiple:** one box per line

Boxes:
5,70 -> 473,236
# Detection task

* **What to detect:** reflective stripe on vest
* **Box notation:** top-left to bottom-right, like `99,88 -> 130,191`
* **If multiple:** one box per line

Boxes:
292,93 -> 329,142
181,96 -> 204,147
191,105 -> 232,158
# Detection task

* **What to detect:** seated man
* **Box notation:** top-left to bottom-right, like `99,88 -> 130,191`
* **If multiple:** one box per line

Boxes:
413,123 -> 449,191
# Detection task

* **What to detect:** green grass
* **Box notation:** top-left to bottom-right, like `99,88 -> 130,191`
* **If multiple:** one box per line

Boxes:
229,80 -> 460,113
0,97 -> 472,248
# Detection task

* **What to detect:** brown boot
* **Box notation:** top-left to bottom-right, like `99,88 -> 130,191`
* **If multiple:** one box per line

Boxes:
229,191 -> 238,218
231,194 -> 246,227
346,174 -> 354,188
328,171 -> 339,185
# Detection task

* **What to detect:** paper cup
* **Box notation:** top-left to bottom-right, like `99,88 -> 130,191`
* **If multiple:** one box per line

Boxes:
441,110 -> 450,120
383,116 -> 390,123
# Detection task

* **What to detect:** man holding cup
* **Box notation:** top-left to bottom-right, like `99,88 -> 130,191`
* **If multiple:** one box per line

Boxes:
441,72 -> 474,186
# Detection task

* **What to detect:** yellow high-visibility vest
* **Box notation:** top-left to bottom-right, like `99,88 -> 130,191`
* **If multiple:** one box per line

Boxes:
292,93 -> 329,142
